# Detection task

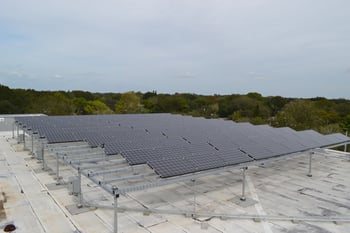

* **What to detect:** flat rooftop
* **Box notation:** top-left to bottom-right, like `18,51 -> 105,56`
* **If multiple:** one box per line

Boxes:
1,131 -> 350,233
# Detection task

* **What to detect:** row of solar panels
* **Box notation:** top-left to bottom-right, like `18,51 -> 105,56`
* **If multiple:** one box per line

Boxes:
15,114 -> 350,178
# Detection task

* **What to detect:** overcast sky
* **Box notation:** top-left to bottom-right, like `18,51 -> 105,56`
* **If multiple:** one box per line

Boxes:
1,0 -> 350,98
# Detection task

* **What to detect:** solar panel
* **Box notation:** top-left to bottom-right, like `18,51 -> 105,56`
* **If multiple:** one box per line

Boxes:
216,149 -> 253,166
148,157 -> 196,178
324,133 -> 350,145
187,153 -> 226,171
185,143 -> 217,154
121,146 -> 189,165
122,149 -> 162,165
15,114 -> 350,178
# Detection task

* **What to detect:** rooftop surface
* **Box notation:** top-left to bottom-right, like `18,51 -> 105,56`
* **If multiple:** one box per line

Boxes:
1,131 -> 350,232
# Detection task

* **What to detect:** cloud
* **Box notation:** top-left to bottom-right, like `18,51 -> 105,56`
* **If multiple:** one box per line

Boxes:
177,72 -> 196,79
248,72 -> 268,81
52,74 -> 63,79
0,70 -> 28,78
74,71 -> 107,77
10,71 -> 26,77
254,76 -> 267,81
1,1 -> 350,98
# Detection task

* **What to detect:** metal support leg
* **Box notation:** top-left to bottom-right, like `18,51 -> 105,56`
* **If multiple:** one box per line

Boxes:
23,128 -> 26,150
16,124 -> 19,142
240,167 -> 248,201
42,142 -> 46,170
56,153 -> 61,184
114,194 -> 119,233
307,152 -> 313,177
345,143 -> 347,153
12,122 -> 14,138
112,187 -> 119,233
77,168 -> 83,208
31,134 -> 34,155
191,179 -> 196,217
345,129 -> 348,152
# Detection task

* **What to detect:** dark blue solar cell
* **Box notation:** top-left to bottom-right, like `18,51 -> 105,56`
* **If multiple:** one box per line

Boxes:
14,114 -> 350,178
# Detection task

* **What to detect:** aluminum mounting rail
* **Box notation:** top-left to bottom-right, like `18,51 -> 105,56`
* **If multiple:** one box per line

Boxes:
86,164 -> 147,177
67,155 -> 123,165
77,160 -> 127,170
101,172 -> 156,184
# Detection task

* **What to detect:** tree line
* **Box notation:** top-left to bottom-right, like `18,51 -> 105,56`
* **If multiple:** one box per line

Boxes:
1,84 -> 350,134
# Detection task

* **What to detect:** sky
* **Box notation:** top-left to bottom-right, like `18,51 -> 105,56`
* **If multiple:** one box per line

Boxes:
1,0 -> 350,98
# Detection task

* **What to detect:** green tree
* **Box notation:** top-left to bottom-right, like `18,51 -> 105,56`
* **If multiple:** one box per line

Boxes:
99,93 -> 121,110
85,100 -> 113,114
334,100 -> 350,118
319,110 -> 340,125
273,100 -> 322,130
115,92 -> 143,113
0,100 -> 16,113
12,89 -> 36,113
0,85 -> 17,113
0,84 -> 13,100
319,124 -> 342,134
247,92 -> 263,101
143,91 -> 157,100
267,96 -> 289,115
73,98 -> 89,115
219,95 -> 270,120
340,115 -> 350,132
30,92 -> 74,115
70,90 -> 95,101
155,95 -> 190,113
250,116 -> 266,125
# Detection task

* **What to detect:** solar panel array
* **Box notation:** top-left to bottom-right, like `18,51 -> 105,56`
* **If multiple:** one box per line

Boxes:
15,114 -> 350,178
